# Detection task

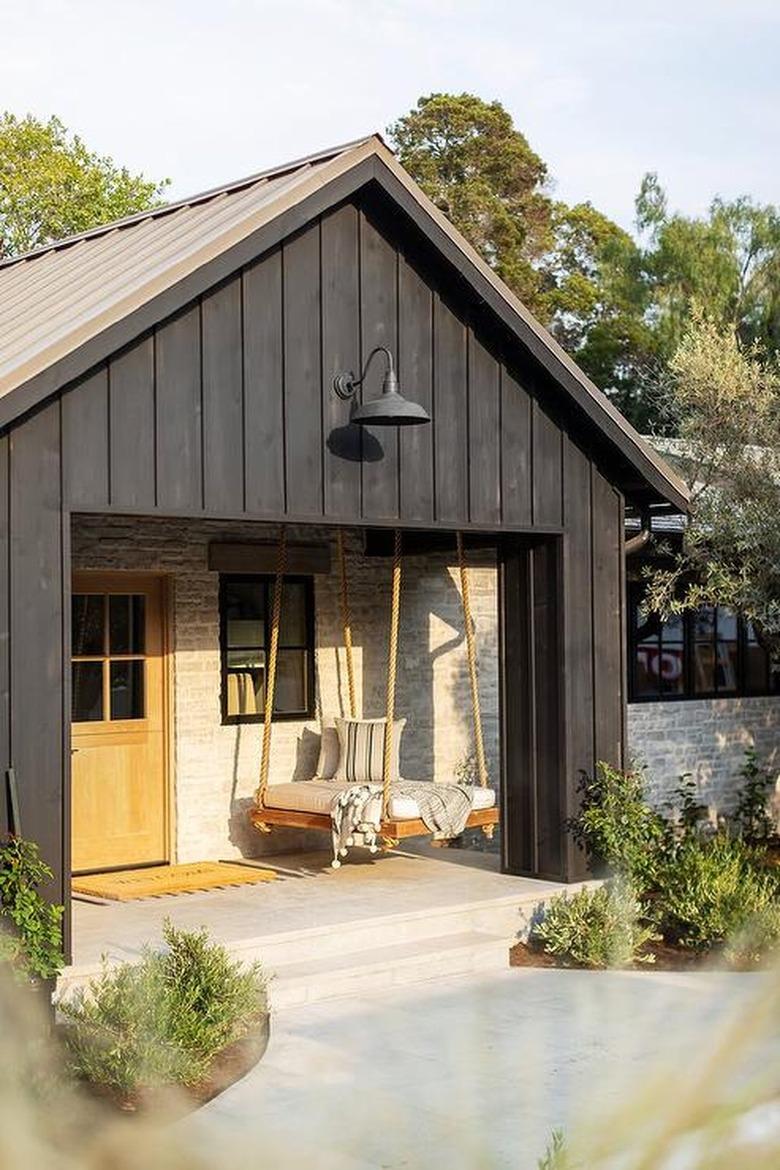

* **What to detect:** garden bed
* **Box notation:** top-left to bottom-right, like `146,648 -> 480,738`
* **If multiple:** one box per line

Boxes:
63,1012 -> 270,1116
510,938 -> 757,972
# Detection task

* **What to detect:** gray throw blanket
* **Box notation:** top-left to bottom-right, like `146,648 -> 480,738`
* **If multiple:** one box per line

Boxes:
330,780 -> 474,866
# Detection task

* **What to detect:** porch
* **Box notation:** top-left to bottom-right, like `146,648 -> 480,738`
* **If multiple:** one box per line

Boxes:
62,846 -> 584,1009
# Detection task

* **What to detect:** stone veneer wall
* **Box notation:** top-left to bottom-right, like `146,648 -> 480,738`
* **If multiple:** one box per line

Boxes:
628,697 -> 780,824
72,516 -> 499,861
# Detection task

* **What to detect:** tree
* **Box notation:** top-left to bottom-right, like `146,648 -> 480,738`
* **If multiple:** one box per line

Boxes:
388,93 -> 554,315
636,176 -> 780,369
0,113 -> 168,258
645,311 -> 780,658
388,94 -> 656,423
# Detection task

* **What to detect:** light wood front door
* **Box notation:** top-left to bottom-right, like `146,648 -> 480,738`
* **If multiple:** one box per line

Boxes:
71,573 -> 168,873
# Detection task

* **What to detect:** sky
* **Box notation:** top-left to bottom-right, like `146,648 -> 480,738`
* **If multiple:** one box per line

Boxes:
3,0 -> 779,233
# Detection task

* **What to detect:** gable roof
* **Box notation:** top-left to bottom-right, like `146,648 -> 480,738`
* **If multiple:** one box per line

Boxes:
0,134 -> 688,512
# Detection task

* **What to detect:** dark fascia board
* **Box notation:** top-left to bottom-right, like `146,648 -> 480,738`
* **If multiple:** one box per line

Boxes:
0,147 -> 687,512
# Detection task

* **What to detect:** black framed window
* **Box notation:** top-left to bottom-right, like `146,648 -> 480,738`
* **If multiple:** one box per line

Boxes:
219,575 -> 315,723
629,586 -> 776,701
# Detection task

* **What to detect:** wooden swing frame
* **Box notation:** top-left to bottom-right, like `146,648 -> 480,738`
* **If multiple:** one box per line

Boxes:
249,527 -> 500,848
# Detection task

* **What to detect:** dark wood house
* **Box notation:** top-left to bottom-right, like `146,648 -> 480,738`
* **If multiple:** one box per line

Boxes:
0,136 -> 687,947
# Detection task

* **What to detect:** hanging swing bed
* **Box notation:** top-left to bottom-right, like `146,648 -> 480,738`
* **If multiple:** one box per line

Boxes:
248,527 -> 499,863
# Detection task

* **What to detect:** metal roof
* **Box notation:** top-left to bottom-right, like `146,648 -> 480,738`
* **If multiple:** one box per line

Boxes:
0,133 -> 688,511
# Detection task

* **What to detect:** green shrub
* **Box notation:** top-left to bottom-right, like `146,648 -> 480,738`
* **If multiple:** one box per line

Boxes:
656,834 -> 780,952
532,881 -> 658,969
569,763 -> 671,888
723,900 -> 780,968
60,921 -> 267,1093
733,748 -> 776,844
0,836 -> 63,981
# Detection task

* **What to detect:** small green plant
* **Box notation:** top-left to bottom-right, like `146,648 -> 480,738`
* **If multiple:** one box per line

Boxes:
537,1128 -> 572,1169
656,834 -> 780,952
60,921 -> 267,1094
532,880 -> 658,969
0,836 -> 64,981
569,762 -> 671,888
733,748 -> 776,844
668,773 -> 708,840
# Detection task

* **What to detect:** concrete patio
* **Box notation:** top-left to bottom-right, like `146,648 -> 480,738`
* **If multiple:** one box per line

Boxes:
189,966 -> 779,1170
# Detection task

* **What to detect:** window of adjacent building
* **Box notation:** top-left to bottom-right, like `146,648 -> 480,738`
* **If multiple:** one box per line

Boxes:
629,588 -> 776,701
219,575 -> 315,723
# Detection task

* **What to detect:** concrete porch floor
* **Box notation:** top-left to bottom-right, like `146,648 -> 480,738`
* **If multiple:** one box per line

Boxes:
68,846 -> 569,973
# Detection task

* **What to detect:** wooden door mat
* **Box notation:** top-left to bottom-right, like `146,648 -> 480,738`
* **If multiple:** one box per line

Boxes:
72,861 -> 277,901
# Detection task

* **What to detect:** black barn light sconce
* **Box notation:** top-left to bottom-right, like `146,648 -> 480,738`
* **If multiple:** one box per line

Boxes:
334,346 -> 431,427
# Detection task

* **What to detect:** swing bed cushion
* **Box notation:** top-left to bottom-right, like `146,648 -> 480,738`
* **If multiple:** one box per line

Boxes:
262,778 -> 497,821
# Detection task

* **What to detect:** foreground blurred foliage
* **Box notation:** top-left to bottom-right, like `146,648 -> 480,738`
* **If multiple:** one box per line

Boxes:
60,921 -> 266,1094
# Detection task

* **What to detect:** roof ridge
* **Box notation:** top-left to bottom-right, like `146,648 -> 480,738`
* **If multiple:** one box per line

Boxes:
0,133 -> 383,270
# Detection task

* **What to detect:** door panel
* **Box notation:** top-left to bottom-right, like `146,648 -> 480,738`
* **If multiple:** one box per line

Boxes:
71,574 -> 167,873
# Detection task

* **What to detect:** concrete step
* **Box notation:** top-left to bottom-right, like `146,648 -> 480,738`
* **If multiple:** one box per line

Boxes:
269,929 -> 509,1010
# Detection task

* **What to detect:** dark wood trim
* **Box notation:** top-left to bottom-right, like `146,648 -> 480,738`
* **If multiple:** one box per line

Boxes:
209,542 -> 331,575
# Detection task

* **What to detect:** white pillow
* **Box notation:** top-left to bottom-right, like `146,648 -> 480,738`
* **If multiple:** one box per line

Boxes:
315,720 -> 341,780
334,716 -> 406,784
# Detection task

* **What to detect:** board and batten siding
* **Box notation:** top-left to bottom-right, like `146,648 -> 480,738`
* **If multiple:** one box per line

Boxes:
0,195 -> 627,914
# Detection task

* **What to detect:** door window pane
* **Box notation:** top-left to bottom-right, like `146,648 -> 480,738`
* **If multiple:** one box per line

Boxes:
109,660 -> 145,720
72,595 -> 104,657
109,595 -> 145,655
72,661 -> 103,722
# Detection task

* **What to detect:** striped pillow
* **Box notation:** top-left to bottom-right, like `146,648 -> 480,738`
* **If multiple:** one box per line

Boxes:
334,717 -> 406,784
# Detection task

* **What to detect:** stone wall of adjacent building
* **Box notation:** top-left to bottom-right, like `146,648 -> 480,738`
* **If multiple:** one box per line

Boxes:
628,697 -> 780,825
72,516 -> 499,861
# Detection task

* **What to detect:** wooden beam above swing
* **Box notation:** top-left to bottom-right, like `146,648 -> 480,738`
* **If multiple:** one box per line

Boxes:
208,541 -> 331,575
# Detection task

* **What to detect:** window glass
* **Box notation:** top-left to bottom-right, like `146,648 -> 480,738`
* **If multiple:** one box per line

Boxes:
220,576 -> 313,721
109,595 -> 145,655
72,661 -> 103,722
110,660 -> 145,720
659,613 -> 685,696
72,595 -> 104,657
714,608 -> 738,694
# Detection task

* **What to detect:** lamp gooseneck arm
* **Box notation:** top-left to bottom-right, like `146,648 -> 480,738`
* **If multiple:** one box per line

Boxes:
334,346 -> 395,400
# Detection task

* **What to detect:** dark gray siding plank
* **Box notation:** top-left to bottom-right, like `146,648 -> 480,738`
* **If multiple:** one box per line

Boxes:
468,333 -> 501,525
592,470 -> 623,771
532,399 -> 563,527
563,438 -> 594,880
500,372 -> 531,527
433,295 -> 468,524
109,336 -> 156,509
9,403 -> 65,902
283,226 -> 323,517
398,256 -> 434,523
0,436 -> 8,832
321,205 -> 361,519
360,213 -> 399,521
533,538 -> 563,878
243,250 -> 285,514
202,278 -> 244,514
500,542 -> 534,874
62,368 -> 109,509
155,304 -> 203,511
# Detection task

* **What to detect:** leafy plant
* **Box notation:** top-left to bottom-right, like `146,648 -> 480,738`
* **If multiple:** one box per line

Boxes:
733,748 -> 776,844
0,836 -> 64,981
668,773 -> 709,840
723,901 -> 780,968
537,1129 -> 573,1170
532,880 -> 658,969
655,834 -> 779,952
569,762 -> 671,888
60,921 -> 267,1094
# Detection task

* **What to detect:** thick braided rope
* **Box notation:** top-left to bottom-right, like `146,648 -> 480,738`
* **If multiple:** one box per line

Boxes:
255,525 -> 287,808
457,532 -> 489,788
336,529 -> 357,718
382,529 -> 403,820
